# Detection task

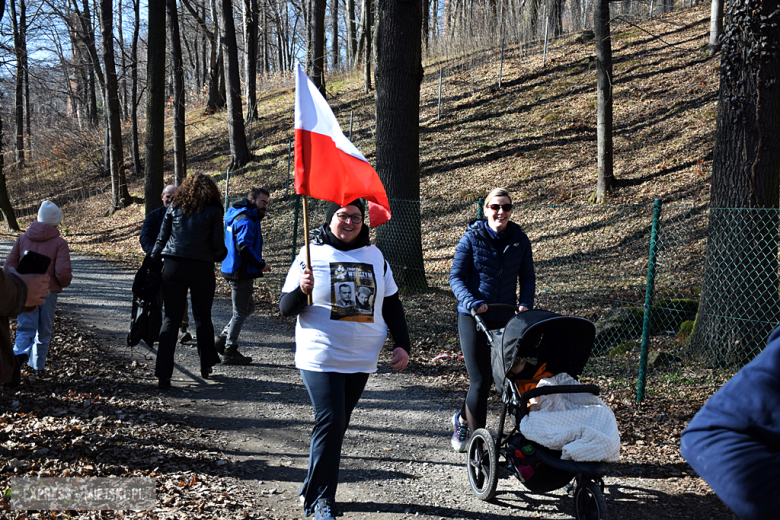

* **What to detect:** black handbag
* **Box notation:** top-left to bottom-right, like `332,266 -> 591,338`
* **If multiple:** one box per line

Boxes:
132,256 -> 163,302
127,295 -> 162,347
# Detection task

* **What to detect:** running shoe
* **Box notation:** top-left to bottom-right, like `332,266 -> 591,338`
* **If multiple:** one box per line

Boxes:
314,499 -> 336,520
451,412 -> 470,452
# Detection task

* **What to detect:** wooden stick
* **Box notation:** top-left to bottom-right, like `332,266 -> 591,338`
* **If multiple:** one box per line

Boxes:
302,195 -> 313,306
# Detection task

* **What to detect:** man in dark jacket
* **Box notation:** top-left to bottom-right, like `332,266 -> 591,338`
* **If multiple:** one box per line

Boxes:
1,269 -> 50,388
681,327 -> 780,520
215,188 -> 271,365
139,185 -> 192,344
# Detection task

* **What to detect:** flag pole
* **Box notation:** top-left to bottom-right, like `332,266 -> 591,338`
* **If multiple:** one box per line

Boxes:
301,195 -> 313,306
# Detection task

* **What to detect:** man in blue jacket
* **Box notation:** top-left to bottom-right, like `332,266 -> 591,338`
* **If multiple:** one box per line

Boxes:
139,185 -> 192,344
215,187 -> 271,365
681,326 -> 780,519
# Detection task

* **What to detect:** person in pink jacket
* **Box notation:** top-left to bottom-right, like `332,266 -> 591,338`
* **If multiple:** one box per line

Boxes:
3,201 -> 72,373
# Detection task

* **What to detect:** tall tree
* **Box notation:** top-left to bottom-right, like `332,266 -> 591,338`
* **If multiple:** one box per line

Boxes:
0,116 -> 20,231
220,0 -> 251,169
118,0 -> 129,121
168,0 -> 187,184
592,0 -> 614,203
243,0 -> 259,122
422,0 -> 429,52
180,0 -> 225,112
330,0 -> 338,69
307,0 -> 326,94
347,0 -> 357,66
374,0 -> 426,291
145,0 -> 167,214
99,0 -> 133,210
0,0 -> 13,231
695,0 -> 780,364
9,0 -> 27,168
362,0 -> 371,91
130,0 -> 143,176
708,0 -> 724,56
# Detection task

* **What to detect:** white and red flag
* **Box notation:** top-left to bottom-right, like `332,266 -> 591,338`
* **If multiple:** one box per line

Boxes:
294,63 -> 391,227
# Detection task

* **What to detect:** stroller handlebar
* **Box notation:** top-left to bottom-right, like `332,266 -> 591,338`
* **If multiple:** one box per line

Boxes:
470,303 -> 519,341
519,384 -> 601,410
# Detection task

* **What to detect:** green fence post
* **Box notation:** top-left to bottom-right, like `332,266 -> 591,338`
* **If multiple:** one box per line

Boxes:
292,195 -> 301,264
637,198 -> 663,402
477,198 -> 484,220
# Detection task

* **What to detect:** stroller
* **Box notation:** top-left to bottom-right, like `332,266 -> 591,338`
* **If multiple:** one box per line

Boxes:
465,305 -> 610,520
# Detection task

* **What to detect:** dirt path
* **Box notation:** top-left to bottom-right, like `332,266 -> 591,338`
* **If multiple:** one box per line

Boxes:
0,240 -> 735,519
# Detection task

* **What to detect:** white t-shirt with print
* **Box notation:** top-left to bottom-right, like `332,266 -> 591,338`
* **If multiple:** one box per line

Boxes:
282,243 -> 399,373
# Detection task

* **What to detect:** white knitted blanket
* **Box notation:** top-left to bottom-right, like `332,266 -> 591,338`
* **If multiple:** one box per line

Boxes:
519,373 -> 621,462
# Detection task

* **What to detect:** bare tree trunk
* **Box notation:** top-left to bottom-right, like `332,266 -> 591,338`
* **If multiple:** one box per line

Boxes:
81,0 -> 100,126
363,0 -> 372,92
243,0 -> 259,122
181,0 -> 223,112
422,0 -> 429,53
99,0 -> 133,210
375,0 -> 426,291
347,0 -> 357,66
593,0 -> 614,203
708,0 -> 724,56
23,29 -> 31,162
168,0 -> 187,185
0,116 -> 20,231
220,0 -> 252,169
550,0 -> 563,38
145,0 -> 167,214
130,0 -> 142,177
330,0 -> 338,70
118,0 -> 129,121
261,0 -> 268,72
10,0 -> 26,168
307,0 -> 326,95
696,0 -> 780,365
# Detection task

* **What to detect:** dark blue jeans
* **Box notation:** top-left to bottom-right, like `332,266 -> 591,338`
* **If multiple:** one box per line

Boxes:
299,369 -> 370,516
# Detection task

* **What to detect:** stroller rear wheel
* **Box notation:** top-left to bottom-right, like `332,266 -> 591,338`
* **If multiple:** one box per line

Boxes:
574,479 -> 607,520
466,428 -> 498,501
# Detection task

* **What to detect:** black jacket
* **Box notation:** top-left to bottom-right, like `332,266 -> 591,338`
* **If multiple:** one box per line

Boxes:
139,205 -> 166,255
151,202 -> 227,263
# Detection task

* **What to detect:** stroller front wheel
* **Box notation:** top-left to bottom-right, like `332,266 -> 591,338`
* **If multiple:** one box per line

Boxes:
466,428 -> 498,501
574,479 -> 607,520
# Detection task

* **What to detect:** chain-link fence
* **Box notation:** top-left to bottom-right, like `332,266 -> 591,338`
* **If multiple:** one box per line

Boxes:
260,196 -> 779,399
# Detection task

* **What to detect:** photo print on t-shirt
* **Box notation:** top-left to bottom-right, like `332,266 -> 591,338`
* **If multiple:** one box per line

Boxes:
330,262 -> 376,322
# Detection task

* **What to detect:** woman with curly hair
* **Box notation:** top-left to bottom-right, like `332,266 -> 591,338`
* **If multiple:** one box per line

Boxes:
151,173 -> 227,389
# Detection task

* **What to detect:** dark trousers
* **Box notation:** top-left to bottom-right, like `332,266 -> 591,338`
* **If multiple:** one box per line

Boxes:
458,313 -> 503,430
155,257 -> 219,380
299,369 -> 370,515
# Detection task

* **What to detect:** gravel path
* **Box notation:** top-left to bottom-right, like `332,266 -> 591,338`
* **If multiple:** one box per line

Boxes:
0,240 -> 734,519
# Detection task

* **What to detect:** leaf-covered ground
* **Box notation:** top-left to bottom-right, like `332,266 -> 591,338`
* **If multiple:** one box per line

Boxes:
1,312 -> 268,518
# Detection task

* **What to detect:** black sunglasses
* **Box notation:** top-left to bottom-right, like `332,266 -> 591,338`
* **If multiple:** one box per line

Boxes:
487,203 -> 513,212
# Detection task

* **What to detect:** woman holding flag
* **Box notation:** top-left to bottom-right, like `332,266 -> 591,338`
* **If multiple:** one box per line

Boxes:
279,200 -> 410,519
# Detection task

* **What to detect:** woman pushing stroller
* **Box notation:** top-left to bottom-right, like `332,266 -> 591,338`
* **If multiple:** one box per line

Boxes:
448,188 -> 535,452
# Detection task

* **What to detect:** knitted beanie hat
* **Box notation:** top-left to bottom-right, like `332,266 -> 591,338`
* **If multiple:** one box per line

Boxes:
324,199 -> 365,226
37,200 -> 63,226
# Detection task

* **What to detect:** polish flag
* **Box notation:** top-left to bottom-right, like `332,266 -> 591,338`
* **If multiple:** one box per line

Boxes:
294,63 -> 391,227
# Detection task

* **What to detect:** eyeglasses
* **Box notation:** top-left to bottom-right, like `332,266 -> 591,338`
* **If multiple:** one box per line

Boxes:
487,203 -> 513,212
336,213 -> 363,224
256,200 -> 269,207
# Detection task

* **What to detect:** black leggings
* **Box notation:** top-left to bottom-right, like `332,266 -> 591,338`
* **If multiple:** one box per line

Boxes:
155,257 -> 219,379
458,313 -> 503,430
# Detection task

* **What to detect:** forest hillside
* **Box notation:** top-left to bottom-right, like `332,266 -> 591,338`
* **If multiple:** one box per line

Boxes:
1,4 -> 717,260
